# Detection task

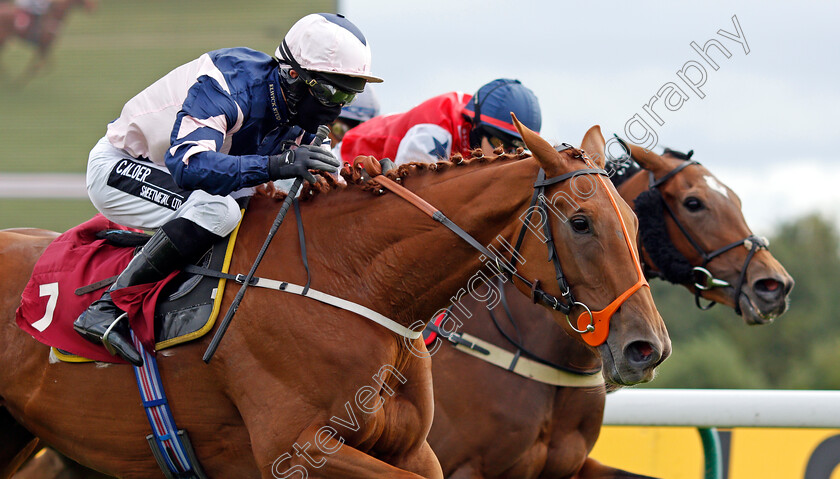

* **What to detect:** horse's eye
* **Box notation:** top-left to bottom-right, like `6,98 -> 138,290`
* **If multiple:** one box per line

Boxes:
683,197 -> 705,212
570,216 -> 591,234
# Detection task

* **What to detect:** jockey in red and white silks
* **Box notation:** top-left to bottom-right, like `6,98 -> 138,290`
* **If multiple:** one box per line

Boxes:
339,79 -> 542,167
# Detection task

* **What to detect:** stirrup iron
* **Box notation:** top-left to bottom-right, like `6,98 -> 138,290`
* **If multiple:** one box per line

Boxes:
101,312 -> 129,356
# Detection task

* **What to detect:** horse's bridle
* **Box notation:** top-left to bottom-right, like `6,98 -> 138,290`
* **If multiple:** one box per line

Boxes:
502,144 -> 649,346
369,146 -> 648,347
643,160 -> 769,315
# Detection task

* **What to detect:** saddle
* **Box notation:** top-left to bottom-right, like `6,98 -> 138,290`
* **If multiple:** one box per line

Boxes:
94,228 -> 236,347
15,213 -> 241,363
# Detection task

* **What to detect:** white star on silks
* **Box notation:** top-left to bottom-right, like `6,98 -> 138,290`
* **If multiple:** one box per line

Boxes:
428,137 -> 449,159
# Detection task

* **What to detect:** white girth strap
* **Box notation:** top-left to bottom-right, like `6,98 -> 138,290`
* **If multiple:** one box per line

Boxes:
451,332 -> 605,387
247,277 -> 423,340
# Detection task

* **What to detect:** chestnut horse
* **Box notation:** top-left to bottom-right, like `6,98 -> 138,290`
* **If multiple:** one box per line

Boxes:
425,130 -> 794,478
0,119 -> 669,478
0,0 -> 96,82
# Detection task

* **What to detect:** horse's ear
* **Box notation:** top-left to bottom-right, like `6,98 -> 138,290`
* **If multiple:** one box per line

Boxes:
511,113 -> 563,175
619,137 -> 669,174
581,125 -> 606,169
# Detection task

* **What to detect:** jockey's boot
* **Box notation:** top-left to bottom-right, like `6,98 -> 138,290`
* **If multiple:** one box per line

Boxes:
73,228 -> 186,367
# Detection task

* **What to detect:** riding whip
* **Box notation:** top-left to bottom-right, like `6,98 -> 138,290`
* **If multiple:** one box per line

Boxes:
203,125 -> 331,363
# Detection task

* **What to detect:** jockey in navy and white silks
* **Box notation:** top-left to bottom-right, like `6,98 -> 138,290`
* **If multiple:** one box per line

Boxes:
76,13 -> 383,366
339,79 -> 541,167
94,48 -> 311,231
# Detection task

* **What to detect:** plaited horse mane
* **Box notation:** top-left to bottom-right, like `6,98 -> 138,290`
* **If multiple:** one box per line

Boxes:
260,148 -> 526,202
0,119 -> 669,478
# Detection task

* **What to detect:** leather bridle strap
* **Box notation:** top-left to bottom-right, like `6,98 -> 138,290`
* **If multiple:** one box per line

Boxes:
649,160 -> 699,188
511,171 -> 572,310
658,188 -> 749,266
647,164 -> 769,313
510,167 -> 613,310
731,236 -> 769,315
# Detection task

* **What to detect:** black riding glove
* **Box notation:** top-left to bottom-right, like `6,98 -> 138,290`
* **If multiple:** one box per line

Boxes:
268,144 -> 340,184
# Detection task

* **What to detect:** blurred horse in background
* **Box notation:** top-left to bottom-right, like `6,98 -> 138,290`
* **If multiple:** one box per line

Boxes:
425,129 -> 794,478
0,0 -> 96,84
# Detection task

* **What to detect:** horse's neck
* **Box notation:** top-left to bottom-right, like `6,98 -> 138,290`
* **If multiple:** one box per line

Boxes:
299,158 -> 540,330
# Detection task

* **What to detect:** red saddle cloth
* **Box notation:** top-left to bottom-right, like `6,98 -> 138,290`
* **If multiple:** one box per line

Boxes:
15,214 -> 178,363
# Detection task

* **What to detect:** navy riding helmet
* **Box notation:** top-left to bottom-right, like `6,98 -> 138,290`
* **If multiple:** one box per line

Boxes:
463,79 -> 542,145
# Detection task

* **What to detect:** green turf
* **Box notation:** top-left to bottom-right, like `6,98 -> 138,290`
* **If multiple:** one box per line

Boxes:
0,198 -> 98,231
0,0 -> 335,174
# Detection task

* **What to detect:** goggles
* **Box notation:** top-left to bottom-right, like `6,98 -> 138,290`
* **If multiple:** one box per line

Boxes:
486,131 -> 525,153
298,70 -> 356,107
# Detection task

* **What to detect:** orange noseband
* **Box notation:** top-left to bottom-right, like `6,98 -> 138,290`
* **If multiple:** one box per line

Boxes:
575,156 -> 649,346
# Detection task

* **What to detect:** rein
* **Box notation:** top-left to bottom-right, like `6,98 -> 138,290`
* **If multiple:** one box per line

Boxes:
639,160 -> 769,314
368,147 -> 647,347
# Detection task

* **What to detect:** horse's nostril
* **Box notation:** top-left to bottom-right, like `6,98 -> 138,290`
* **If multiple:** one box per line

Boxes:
754,278 -> 785,301
625,341 -> 659,367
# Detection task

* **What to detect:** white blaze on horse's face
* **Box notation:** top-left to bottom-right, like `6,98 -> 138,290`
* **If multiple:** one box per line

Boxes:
704,175 -> 730,199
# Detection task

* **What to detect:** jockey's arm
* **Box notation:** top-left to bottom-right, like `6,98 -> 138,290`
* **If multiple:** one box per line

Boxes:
164,78 -> 272,197
394,123 -> 454,166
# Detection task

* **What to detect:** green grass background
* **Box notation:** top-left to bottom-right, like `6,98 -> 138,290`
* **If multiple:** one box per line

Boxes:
0,0 -> 334,231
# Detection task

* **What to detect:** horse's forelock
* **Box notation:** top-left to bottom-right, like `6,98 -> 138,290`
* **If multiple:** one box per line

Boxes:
557,146 -> 590,168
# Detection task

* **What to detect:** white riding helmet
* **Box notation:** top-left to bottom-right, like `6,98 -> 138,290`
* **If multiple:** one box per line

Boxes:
276,13 -> 384,88
339,87 -> 381,123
